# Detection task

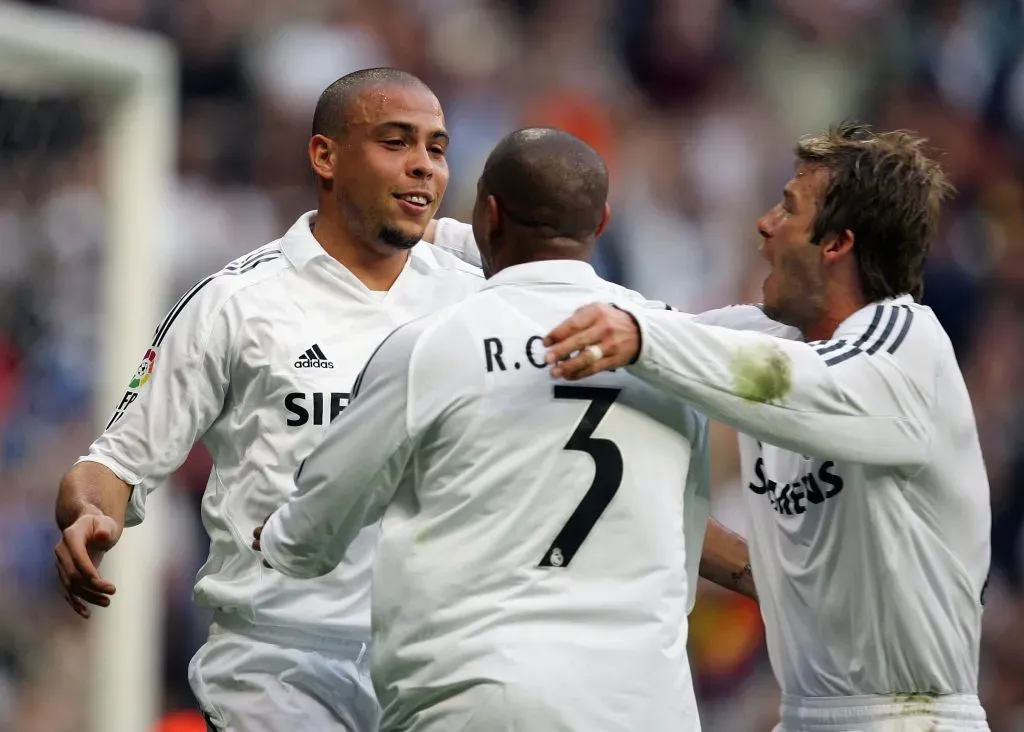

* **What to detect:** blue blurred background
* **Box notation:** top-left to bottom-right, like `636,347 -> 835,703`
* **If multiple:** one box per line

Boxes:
0,1 -> 1022,730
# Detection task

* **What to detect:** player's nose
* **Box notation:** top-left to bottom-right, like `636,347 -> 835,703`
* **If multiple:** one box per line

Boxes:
406,145 -> 435,180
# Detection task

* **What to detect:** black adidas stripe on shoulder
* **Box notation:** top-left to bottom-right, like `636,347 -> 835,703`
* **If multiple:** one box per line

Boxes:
886,305 -> 914,354
229,244 -> 279,271
816,304 -> 916,367
151,252 -> 281,348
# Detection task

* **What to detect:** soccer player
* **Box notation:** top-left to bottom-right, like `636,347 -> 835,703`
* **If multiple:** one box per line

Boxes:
542,124 -> 992,731
52,68 -> 482,732
255,128 -> 712,731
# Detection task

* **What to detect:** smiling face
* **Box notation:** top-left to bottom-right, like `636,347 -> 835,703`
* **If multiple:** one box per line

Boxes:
755,163 -> 832,330
312,82 -> 449,253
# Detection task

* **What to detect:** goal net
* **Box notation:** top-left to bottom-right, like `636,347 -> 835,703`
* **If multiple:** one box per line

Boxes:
0,3 -> 177,731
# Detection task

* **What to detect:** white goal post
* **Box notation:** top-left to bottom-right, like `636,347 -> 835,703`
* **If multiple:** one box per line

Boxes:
0,3 -> 177,731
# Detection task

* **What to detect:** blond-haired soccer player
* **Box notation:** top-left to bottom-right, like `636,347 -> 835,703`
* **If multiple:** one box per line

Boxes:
544,124 -> 991,732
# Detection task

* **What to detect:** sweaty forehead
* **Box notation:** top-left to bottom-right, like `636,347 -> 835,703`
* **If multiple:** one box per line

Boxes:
789,163 -> 830,199
347,83 -> 444,128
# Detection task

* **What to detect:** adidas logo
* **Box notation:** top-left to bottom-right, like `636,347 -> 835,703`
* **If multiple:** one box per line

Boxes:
294,343 -> 334,369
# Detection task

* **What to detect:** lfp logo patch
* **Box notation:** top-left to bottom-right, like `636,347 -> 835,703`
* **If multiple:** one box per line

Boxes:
129,348 -> 157,389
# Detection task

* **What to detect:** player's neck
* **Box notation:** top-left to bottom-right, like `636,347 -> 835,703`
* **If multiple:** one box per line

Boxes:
801,273 -> 870,341
494,238 -> 592,272
312,210 -> 410,291
804,293 -> 869,341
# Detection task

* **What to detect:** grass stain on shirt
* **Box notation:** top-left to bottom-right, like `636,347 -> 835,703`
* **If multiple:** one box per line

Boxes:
730,343 -> 793,404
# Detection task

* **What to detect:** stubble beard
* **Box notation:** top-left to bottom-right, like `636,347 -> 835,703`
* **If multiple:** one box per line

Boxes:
377,224 -> 421,251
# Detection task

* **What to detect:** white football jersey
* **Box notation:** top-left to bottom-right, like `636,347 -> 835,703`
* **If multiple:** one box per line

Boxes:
634,299 -> 991,699
78,212 -> 483,641
261,261 -> 710,732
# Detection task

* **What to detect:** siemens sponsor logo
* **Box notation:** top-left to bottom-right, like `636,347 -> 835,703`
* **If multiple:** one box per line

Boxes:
285,392 -> 350,426
747,456 -> 844,515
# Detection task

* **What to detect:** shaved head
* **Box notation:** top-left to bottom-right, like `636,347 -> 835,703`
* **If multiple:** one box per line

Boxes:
311,67 -> 430,139
479,127 -> 609,241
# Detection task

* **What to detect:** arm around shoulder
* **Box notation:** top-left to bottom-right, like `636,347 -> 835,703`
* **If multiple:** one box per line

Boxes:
630,305 -> 938,466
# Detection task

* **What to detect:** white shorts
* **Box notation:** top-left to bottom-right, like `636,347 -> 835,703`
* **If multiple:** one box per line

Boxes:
189,614 -> 379,732
775,694 -> 989,732
384,683 -> 536,732
383,680 -> 701,732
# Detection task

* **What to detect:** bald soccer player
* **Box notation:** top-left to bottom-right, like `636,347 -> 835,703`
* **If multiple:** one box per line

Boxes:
256,128 -> 712,731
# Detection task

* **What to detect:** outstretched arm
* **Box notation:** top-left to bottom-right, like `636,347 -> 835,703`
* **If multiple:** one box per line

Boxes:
544,303 -> 936,466
56,278 -> 233,616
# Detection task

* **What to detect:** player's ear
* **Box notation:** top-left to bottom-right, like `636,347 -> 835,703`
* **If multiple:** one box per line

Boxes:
309,135 -> 335,183
821,228 -> 854,262
486,194 -> 501,237
595,202 -> 612,238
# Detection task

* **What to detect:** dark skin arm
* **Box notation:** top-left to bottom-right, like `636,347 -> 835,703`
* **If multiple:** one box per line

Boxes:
700,518 -> 758,602
54,462 -> 133,618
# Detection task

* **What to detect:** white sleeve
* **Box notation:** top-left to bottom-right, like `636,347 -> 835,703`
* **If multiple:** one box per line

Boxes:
432,217 -> 481,268
77,279 -> 234,525
606,282 -> 677,312
627,307 -> 938,467
260,323 -> 422,579
693,304 -> 802,339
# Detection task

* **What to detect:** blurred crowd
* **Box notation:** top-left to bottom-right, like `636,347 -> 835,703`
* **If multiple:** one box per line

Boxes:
0,0 -> 1022,730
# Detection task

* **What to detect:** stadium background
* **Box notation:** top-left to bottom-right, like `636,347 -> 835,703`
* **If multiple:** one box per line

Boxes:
0,0 -> 1022,730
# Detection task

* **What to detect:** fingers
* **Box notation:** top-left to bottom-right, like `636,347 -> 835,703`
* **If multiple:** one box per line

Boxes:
72,583 -> 113,608
253,523 -> 272,567
55,559 -> 91,618
552,353 -> 623,382
544,303 -> 641,380
547,328 -> 628,380
56,529 -> 116,595
55,543 -> 114,619
61,526 -> 110,589
542,306 -> 603,357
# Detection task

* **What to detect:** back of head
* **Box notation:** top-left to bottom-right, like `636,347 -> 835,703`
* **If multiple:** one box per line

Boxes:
478,127 -> 609,245
795,122 -> 954,302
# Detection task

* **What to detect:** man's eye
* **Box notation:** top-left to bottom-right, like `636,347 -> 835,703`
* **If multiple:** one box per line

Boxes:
383,139 -> 405,147
430,146 -> 446,155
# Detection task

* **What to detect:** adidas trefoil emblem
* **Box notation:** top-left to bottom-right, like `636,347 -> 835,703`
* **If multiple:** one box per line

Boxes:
294,343 -> 334,369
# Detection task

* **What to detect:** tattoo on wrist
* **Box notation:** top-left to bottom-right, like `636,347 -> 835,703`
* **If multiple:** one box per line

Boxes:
731,563 -> 753,586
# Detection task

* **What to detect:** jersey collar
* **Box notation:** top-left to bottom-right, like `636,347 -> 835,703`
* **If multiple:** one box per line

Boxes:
832,293 -> 914,339
840,293 -> 914,325
482,260 -> 601,289
280,211 -> 453,276
280,211 -> 329,269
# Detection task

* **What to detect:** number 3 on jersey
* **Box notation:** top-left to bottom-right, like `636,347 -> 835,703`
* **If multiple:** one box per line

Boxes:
540,385 -> 623,568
